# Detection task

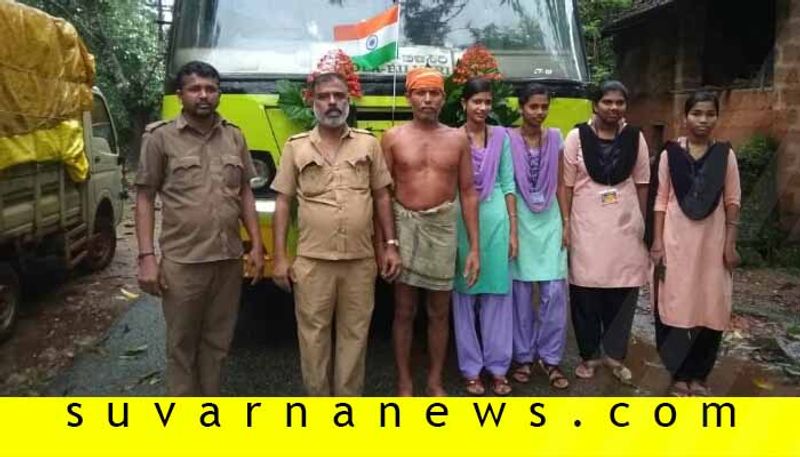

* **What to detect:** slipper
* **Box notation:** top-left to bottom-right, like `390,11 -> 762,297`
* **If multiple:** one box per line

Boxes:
539,361 -> 570,390
611,365 -> 633,384
574,360 -> 598,379
604,357 -> 633,384
464,378 -> 485,396
511,363 -> 532,384
490,376 -> 512,396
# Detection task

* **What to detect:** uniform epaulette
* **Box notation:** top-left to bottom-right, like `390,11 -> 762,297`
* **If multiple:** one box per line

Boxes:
144,120 -> 170,133
222,119 -> 241,130
351,128 -> 375,136
288,132 -> 311,141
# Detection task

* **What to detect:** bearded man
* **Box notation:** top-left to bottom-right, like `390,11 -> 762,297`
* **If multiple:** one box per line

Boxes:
271,69 -> 401,396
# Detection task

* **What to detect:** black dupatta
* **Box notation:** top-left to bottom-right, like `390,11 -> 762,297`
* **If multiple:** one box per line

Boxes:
666,140 -> 730,220
577,123 -> 641,186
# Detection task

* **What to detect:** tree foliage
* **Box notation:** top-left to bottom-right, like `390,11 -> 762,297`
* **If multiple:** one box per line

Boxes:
19,0 -> 164,157
577,0 -> 632,82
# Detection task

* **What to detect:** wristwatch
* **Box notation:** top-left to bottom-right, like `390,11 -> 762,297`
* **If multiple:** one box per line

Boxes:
385,239 -> 400,247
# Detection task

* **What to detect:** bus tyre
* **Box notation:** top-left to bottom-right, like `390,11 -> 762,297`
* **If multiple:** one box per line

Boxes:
82,210 -> 117,272
0,263 -> 20,343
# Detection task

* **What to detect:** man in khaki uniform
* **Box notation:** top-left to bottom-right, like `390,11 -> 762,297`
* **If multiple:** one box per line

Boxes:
272,70 -> 401,396
135,61 -> 264,396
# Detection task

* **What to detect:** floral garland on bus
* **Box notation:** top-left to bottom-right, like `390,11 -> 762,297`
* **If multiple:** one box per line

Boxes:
440,44 -> 519,127
277,50 -> 362,131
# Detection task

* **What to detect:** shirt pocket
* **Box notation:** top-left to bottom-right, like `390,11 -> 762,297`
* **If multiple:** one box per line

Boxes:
297,157 -> 329,197
168,155 -> 202,190
344,154 -> 371,190
222,154 -> 244,194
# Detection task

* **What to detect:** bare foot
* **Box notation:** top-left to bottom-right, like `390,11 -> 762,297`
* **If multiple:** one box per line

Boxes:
425,384 -> 448,397
396,382 -> 414,397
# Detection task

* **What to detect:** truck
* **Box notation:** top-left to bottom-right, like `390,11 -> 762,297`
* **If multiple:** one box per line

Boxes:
0,2 -> 125,341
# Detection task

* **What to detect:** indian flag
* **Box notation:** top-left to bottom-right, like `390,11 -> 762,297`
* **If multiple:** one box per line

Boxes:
334,5 -> 399,70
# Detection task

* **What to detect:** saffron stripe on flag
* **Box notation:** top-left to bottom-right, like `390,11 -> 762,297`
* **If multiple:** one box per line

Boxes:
333,5 -> 399,41
352,42 -> 397,70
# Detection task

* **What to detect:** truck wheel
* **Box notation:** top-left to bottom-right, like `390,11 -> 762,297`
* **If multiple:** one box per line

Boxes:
0,264 -> 20,343
82,212 -> 117,272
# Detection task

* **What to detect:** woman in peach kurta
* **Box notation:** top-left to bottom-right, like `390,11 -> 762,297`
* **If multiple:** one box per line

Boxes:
561,81 -> 651,383
651,91 -> 741,396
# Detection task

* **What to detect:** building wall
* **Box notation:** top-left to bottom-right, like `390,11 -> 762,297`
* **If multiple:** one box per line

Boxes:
775,0 -> 800,235
612,0 -> 800,236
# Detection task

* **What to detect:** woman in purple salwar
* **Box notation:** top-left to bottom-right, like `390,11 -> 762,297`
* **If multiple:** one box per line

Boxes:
453,78 -> 518,396
507,84 -> 570,390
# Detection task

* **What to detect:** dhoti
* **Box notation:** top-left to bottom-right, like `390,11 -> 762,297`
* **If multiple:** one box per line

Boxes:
393,200 -> 457,291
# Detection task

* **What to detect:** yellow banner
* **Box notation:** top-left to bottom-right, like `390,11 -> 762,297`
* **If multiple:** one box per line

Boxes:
0,398 -> 797,457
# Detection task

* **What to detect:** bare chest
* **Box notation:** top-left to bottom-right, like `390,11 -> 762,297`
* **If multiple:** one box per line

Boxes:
393,136 -> 460,174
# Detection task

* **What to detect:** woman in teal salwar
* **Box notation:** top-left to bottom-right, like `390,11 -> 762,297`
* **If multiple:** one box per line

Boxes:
507,84 -> 570,390
453,78 -> 518,396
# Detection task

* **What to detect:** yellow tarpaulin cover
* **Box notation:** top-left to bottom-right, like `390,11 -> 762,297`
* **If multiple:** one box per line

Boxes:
0,1 -> 95,181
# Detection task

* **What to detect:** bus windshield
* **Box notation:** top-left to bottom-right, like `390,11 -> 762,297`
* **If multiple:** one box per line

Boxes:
170,0 -> 588,82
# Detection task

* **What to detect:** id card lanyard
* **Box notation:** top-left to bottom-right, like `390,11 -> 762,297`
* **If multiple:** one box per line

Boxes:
589,118 -> 622,206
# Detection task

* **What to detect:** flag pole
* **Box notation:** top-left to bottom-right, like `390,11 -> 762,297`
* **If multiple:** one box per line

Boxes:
391,0 -> 402,124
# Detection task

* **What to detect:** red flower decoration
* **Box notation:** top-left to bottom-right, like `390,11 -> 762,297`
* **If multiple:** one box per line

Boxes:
306,49 -> 363,98
451,44 -> 503,85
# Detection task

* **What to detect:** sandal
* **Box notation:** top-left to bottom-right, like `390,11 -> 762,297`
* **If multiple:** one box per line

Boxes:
689,380 -> 710,396
511,363 -> 532,384
491,376 -> 512,396
669,381 -> 692,397
539,361 -> 570,390
574,360 -> 599,379
464,378 -> 485,396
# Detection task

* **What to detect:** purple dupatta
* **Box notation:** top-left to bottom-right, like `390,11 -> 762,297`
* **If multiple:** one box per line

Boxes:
508,127 -> 561,212
470,125 -> 507,202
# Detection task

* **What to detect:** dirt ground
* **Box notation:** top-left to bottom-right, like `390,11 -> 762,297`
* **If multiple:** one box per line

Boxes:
1,204 -> 798,394
0,206 -> 139,395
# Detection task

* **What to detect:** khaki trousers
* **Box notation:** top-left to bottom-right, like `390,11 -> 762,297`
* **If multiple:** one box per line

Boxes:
160,258 -> 242,396
292,256 -> 377,396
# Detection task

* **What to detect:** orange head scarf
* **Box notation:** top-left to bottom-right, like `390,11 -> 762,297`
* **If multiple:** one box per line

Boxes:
405,67 -> 444,93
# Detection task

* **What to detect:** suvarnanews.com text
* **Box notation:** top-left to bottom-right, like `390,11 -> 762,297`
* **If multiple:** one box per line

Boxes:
64,400 -> 736,430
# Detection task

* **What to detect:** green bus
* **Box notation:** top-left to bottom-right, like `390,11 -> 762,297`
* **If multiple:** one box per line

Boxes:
164,0 -> 592,278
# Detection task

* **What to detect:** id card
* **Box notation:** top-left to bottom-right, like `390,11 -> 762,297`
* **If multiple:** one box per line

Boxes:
531,191 -> 546,206
600,188 -> 620,206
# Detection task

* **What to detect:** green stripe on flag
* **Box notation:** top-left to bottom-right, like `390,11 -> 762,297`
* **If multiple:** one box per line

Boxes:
352,42 -> 397,70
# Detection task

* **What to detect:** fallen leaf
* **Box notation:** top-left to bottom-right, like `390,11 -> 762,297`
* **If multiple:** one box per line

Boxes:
753,378 -> 775,390
122,344 -> 148,357
136,370 -> 161,385
120,288 -> 140,300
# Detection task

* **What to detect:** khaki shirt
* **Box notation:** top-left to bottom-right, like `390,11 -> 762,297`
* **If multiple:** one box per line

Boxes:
271,126 -> 392,260
135,113 -> 257,264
